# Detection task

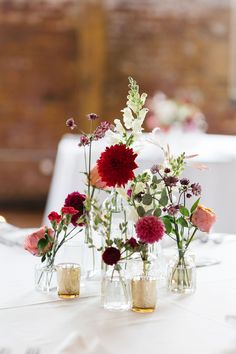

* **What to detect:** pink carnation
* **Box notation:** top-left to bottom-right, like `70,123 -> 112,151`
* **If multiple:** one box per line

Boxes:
135,215 -> 165,244
191,205 -> 216,233
24,226 -> 54,256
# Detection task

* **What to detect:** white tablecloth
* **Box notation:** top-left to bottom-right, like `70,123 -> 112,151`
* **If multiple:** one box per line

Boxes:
0,235 -> 236,354
44,132 -> 236,233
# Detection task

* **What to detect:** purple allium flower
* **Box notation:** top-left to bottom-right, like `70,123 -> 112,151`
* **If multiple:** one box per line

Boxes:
167,205 -> 179,216
180,178 -> 190,186
94,121 -> 114,140
164,176 -> 179,187
78,135 -> 89,147
87,113 -> 99,121
66,118 -> 77,130
191,183 -> 201,196
164,167 -> 171,174
150,164 -> 160,174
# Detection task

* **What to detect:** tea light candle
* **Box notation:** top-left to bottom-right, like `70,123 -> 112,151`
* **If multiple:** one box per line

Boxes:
56,263 -> 80,299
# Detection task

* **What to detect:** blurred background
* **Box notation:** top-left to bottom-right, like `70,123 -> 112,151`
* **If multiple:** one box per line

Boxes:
0,0 -> 235,227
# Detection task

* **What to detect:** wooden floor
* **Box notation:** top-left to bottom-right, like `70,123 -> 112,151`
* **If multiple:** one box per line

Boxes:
0,209 -> 43,228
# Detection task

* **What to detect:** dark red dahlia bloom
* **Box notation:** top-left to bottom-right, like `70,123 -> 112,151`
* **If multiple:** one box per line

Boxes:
135,215 -> 165,244
64,192 -> 86,226
48,211 -> 62,224
102,247 -> 121,265
97,144 -> 138,187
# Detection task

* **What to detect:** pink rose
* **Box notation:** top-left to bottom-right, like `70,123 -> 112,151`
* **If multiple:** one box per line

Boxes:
191,205 -> 216,233
90,165 -> 108,189
24,226 -> 54,256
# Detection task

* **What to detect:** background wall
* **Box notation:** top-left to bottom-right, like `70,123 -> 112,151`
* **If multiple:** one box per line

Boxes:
0,0 -> 234,223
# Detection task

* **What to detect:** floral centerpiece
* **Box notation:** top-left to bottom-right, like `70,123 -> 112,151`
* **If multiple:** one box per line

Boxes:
146,92 -> 207,133
24,203 -> 84,292
126,146 -> 216,294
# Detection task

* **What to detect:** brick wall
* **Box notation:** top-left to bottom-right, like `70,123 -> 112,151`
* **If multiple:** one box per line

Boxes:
0,0 -> 234,204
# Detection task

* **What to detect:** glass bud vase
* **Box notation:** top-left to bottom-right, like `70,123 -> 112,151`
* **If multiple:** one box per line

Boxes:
167,248 -> 196,294
103,262 -> 131,311
131,259 -> 157,313
35,261 -> 56,293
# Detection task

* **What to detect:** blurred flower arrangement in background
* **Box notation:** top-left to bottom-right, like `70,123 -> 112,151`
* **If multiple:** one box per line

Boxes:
146,92 -> 207,133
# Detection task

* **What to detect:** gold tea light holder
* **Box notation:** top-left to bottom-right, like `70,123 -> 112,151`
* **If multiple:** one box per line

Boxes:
56,263 -> 81,299
131,275 -> 157,313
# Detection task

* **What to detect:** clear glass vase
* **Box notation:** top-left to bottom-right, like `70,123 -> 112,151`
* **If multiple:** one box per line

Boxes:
167,248 -> 196,294
131,259 -> 157,313
35,261 -> 56,293
103,262 -> 131,311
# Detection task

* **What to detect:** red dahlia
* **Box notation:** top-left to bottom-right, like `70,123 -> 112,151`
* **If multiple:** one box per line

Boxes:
102,247 -> 121,265
135,215 -> 165,244
64,192 -> 86,226
97,144 -> 138,187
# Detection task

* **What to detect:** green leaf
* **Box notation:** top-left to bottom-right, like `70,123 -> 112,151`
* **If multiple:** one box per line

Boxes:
154,208 -> 162,217
159,189 -> 168,206
180,206 -> 190,217
41,254 -> 46,263
162,216 -> 172,234
142,194 -> 152,205
152,176 -> 162,184
37,238 -> 48,252
137,206 -> 145,217
190,197 -> 200,214
178,216 -> 189,228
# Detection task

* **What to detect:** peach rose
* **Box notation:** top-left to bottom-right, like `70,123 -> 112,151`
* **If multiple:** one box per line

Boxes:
90,165 -> 107,189
24,226 -> 54,256
191,205 -> 216,233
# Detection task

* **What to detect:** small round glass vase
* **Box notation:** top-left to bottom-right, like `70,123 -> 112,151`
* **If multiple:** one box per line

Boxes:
35,263 -> 56,293
167,248 -> 196,294
103,262 -> 131,311
131,259 -> 157,313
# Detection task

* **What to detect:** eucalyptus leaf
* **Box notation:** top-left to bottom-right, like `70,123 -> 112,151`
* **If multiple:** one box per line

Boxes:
154,208 -> 162,217
142,194 -> 152,205
137,205 -> 145,217
159,189 -> 168,206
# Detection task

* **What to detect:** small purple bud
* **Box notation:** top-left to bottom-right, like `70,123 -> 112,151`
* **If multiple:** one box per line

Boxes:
66,118 -> 77,130
87,113 -> 99,121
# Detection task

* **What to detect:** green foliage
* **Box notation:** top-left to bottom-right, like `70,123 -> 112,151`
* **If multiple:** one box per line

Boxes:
190,197 -> 200,214
159,188 -> 168,206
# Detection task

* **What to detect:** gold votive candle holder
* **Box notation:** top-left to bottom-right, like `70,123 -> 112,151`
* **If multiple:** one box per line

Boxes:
56,263 -> 80,299
131,275 -> 157,313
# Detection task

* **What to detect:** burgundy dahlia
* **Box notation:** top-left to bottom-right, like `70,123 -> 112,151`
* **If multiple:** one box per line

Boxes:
64,192 -> 86,226
102,247 -> 121,265
135,215 -> 165,244
97,144 -> 138,187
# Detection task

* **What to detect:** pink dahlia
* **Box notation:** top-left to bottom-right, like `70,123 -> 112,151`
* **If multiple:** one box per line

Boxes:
135,215 -> 165,244
97,144 -> 138,187
64,192 -> 86,226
